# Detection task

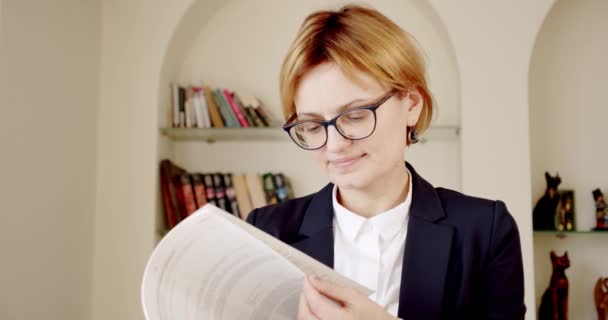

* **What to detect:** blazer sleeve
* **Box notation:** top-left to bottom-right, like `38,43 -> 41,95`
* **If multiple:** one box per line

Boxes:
476,200 -> 526,320
245,208 -> 258,225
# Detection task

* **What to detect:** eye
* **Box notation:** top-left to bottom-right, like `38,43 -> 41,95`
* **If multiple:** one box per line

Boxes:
300,122 -> 322,133
345,109 -> 370,121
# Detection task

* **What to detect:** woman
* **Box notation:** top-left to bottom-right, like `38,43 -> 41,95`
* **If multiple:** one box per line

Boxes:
246,5 -> 525,320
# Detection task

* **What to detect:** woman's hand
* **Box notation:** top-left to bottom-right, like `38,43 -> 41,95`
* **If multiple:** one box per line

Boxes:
297,275 -> 399,320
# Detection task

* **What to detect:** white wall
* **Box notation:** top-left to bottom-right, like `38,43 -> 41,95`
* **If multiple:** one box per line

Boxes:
92,1 -> 560,319
530,0 -> 608,318
0,1 -> 101,319
175,0 -> 462,195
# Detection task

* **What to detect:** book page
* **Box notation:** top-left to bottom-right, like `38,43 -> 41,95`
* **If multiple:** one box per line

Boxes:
141,204 -> 372,320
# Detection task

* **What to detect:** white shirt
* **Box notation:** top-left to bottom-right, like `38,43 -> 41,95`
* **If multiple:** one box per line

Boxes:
332,169 -> 412,317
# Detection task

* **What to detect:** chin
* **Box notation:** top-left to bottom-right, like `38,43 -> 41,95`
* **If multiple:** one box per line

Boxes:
329,170 -> 373,190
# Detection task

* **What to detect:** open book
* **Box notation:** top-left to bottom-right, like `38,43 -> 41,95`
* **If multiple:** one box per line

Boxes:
141,204 -> 373,320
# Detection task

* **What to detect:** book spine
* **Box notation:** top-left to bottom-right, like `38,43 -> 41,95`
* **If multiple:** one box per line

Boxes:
223,173 -> 241,218
273,173 -> 290,203
179,174 -> 198,215
191,87 -> 204,128
171,83 -> 180,128
159,160 -> 184,229
223,89 -> 250,128
262,173 -> 278,205
178,86 -> 186,127
212,173 -> 230,213
203,174 -> 218,207
213,89 -> 239,127
191,173 -> 207,208
203,86 -> 225,128
234,93 -> 256,127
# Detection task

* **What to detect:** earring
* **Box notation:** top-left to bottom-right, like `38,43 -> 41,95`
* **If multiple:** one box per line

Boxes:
408,126 -> 419,144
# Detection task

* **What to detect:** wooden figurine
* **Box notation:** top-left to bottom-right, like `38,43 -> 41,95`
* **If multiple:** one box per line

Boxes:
538,251 -> 570,320
595,277 -> 608,320
533,172 -> 562,230
593,189 -> 608,230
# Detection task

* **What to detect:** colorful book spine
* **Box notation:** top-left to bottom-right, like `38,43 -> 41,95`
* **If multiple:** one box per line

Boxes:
176,173 -> 198,216
213,89 -> 239,127
203,86 -> 225,128
273,173 -> 290,203
223,89 -> 250,128
262,173 -> 279,205
191,174 -> 207,209
212,173 -> 230,213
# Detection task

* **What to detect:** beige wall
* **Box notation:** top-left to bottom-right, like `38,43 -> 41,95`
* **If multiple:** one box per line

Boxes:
0,1 -> 101,319
530,0 -> 608,317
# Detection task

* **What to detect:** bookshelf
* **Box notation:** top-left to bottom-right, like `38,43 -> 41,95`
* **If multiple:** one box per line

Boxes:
159,125 -> 461,143
160,127 -> 287,142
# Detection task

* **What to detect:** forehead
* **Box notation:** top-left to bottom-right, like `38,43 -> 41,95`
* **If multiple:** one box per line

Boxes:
294,63 -> 385,116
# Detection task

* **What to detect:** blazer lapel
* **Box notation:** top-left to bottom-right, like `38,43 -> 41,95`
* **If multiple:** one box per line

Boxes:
291,183 -> 335,268
398,163 -> 454,320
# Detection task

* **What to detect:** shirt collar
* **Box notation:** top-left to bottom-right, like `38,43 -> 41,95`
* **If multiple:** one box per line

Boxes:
332,168 -> 413,242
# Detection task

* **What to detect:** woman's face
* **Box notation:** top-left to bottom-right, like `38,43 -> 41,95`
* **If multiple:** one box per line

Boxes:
293,62 -> 423,191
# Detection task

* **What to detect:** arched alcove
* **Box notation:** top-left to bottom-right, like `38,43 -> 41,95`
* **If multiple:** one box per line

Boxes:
529,0 -> 608,317
155,0 -> 462,203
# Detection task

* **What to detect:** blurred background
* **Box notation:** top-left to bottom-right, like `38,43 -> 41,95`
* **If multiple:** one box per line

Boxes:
0,0 -> 606,319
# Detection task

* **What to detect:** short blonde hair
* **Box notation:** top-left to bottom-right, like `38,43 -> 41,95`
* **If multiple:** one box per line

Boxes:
279,4 -> 433,135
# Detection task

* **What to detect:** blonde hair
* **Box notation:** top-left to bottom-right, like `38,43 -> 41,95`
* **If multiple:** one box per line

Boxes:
279,4 -> 434,136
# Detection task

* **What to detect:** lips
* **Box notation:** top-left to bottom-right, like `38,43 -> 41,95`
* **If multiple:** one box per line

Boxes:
329,154 -> 366,168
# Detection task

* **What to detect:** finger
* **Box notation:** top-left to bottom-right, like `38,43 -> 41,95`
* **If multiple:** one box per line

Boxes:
298,289 -> 320,320
308,275 -> 356,305
303,276 -> 342,318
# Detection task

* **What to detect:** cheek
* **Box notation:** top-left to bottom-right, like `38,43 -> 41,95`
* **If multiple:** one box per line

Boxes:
312,150 -> 328,167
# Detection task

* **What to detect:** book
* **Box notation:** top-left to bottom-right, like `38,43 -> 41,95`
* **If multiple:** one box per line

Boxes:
202,174 -> 218,207
178,86 -> 186,127
191,174 -> 207,208
159,159 -> 186,229
174,173 -> 198,216
141,204 -> 372,320
232,174 -> 253,220
170,83 -> 180,128
273,173 -> 290,203
212,173 -> 230,213
223,173 -> 241,218
233,93 -> 257,127
203,86 -> 225,128
213,89 -> 239,128
262,173 -> 279,205
223,89 -> 250,128
245,173 -> 267,209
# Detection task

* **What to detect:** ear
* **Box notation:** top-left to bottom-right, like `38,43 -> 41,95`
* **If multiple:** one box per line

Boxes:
401,88 -> 424,127
550,251 -> 556,259
564,251 -> 568,257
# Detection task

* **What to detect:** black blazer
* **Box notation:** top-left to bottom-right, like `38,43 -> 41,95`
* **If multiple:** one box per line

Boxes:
246,162 -> 526,320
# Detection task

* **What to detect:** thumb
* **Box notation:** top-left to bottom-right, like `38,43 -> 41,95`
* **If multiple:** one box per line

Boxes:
308,275 -> 355,304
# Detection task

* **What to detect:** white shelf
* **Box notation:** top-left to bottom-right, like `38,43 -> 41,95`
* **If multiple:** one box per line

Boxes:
160,127 -> 287,142
159,125 -> 460,143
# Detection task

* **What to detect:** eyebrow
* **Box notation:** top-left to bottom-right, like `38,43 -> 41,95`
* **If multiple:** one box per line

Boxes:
296,97 -> 375,118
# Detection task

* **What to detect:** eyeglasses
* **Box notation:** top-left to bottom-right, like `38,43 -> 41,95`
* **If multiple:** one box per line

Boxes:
283,91 -> 396,150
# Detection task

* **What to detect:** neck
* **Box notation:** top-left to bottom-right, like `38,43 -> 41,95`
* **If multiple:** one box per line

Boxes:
337,161 -> 410,218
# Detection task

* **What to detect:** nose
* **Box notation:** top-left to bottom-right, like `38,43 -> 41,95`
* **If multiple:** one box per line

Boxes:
325,125 -> 351,152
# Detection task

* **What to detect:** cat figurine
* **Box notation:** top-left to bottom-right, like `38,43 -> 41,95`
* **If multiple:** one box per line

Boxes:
533,172 -> 562,230
538,251 -> 570,320
595,277 -> 608,320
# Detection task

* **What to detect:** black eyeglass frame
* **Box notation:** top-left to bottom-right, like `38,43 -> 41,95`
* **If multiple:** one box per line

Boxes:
282,91 -> 396,150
